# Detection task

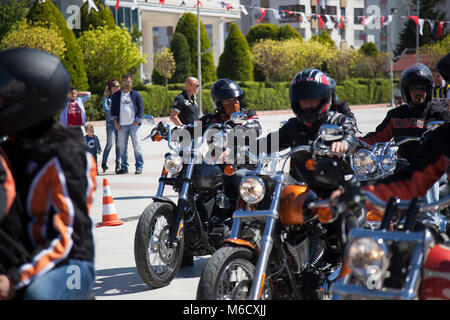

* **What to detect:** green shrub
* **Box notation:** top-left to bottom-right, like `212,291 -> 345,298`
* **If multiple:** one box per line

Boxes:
74,0 -> 115,37
246,23 -> 279,47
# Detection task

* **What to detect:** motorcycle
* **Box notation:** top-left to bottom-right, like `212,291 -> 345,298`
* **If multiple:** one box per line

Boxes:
329,189 -> 450,300
351,120 -> 445,182
134,113 -> 255,288
196,124 -> 365,300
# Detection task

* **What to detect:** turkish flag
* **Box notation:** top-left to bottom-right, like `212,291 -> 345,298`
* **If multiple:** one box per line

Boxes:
115,0 -> 120,10
338,16 -> 345,29
259,8 -> 266,23
409,15 -> 419,26
438,21 -> 445,38
316,15 -> 325,30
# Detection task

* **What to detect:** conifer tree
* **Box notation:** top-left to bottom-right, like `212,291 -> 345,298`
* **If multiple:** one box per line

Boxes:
175,12 -> 216,82
74,0 -> 115,37
217,23 -> 253,81
27,1 -> 89,90
170,32 -> 191,83
394,0 -> 447,57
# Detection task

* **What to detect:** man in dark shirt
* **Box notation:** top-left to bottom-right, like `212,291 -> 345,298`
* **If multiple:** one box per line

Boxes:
170,77 -> 200,126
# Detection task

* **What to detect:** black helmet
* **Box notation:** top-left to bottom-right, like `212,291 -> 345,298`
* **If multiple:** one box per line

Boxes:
400,63 -> 433,107
210,79 -> 244,115
436,53 -> 450,83
289,69 -> 331,124
0,47 -> 70,135
328,76 -> 337,103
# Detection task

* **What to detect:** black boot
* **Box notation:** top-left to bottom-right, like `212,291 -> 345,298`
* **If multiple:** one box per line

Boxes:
115,161 -> 120,173
101,163 -> 108,173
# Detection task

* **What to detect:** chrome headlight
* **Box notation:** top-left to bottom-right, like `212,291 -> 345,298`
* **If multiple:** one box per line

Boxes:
380,156 -> 396,173
345,237 -> 390,280
240,176 -> 265,204
352,150 -> 377,175
164,154 -> 183,174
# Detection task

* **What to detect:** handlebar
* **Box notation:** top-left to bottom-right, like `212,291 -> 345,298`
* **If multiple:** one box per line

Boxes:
307,189 -> 450,214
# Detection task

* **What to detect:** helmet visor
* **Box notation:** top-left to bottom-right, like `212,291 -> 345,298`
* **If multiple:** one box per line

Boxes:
290,81 -> 330,102
0,65 -> 26,101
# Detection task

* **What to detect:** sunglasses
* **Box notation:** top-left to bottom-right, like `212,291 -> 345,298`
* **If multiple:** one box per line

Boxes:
409,86 -> 427,92
112,85 -> 120,88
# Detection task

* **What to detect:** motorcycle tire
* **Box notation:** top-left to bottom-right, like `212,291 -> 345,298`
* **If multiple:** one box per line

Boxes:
196,246 -> 256,300
134,202 -> 184,288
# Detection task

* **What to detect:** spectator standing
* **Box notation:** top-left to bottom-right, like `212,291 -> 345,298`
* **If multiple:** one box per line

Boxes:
431,67 -> 450,99
170,77 -> 200,126
101,79 -> 126,173
60,86 -> 91,139
110,74 -> 144,174
84,124 -> 102,174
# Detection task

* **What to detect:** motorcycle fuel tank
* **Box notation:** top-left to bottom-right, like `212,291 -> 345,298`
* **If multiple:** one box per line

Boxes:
279,185 -> 316,225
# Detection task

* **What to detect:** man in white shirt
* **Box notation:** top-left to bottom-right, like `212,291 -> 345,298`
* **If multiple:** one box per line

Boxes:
110,74 -> 144,174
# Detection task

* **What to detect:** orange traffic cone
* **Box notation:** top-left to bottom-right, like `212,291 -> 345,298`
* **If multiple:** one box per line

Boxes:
99,178 -> 123,227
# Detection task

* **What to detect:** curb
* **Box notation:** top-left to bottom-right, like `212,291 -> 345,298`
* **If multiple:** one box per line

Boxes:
87,103 -> 391,126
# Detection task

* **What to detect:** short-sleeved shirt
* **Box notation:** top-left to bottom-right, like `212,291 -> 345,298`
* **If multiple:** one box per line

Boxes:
171,90 -> 199,125
67,100 -> 83,127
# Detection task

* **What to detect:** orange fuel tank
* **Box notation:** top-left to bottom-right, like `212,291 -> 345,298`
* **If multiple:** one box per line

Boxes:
279,185 -> 313,225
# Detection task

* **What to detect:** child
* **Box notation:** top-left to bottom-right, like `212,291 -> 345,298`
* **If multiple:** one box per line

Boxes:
84,124 -> 102,173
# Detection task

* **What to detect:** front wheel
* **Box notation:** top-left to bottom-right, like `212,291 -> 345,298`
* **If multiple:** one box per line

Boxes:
197,246 -> 258,300
134,202 -> 184,288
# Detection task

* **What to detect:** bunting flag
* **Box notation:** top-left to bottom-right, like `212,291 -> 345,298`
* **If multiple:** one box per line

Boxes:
300,12 -> 307,24
270,8 -> 281,20
383,15 -> 393,26
225,3 -> 233,10
419,18 -> 424,35
364,14 -> 376,26
283,9 -> 293,16
193,0 -> 202,8
361,16 -> 365,26
427,19 -> 434,32
180,1 -> 185,6
160,0 -> 165,4
325,14 -> 333,28
320,0 -> 326,10
259,8 -> 267,23
84,0 -> 99,13
409,15 -> 419,26
131,0 -> 137,10
438,21 -> 444,38
239,4 -> 248,15
338,16 -> 345,29
380,16 -> 385,26
114,0 -> 119,10
316,14 -> 325,30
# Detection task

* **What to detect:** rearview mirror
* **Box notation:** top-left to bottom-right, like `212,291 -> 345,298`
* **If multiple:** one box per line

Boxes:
318,124 -> 344,142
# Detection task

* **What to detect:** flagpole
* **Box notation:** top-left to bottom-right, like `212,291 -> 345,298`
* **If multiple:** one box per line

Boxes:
197,1 -> 203,117
416,0 -> 419,62
390,10 -> 396,108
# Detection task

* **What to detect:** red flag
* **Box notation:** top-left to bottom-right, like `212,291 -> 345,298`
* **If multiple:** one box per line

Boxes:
283,9 -> 293,15
159,0 -> 165,4
361,16 -> 365,26
409,15 -> 419,26
194,0 -> 202,8
259,8 -> 266,23
338,16 -> 345,29
115,0 -> 120,10
380,16 -> 385,26
438,21 -> 444,38
225,3 -> 233,10
316,15 -> 324,30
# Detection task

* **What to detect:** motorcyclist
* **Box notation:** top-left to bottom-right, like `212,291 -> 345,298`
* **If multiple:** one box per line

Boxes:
257,69 -> 358,197
361,63 -> 450,162
0,48 -> 96,300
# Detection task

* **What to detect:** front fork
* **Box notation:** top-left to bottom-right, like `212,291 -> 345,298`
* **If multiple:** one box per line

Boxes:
158,155 -> 196,246
228,176 -> 284,300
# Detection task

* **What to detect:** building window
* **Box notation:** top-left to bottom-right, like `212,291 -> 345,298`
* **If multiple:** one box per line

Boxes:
325,6 -> 337,15
109,6 -> 139,32
279,5 -> 305,23
354,8 -> 364,25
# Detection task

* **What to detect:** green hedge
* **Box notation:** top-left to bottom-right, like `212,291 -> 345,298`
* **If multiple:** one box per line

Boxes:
84,78 -> 398,121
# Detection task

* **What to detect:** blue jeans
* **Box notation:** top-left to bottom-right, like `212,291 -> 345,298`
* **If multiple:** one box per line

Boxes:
117,124 -> 144,171
22,259 -> 95,300
101,122 -> 126,166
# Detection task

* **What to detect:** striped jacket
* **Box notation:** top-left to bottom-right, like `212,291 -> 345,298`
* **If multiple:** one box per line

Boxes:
432,82 -> 450,99
1,125 -> 97,289
363,123 -> 449,201
361,102 -> 450,162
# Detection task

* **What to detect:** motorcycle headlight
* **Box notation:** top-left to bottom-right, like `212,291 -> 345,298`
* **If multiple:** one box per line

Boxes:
352,150 -> 377,175
164,154 -> 183,174
380,157 -> 396,173
345,237 -> 390,280
240,176 -> 265,204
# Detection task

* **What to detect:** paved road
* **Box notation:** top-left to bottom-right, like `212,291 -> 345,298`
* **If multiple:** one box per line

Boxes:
91,106 -> 389,300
